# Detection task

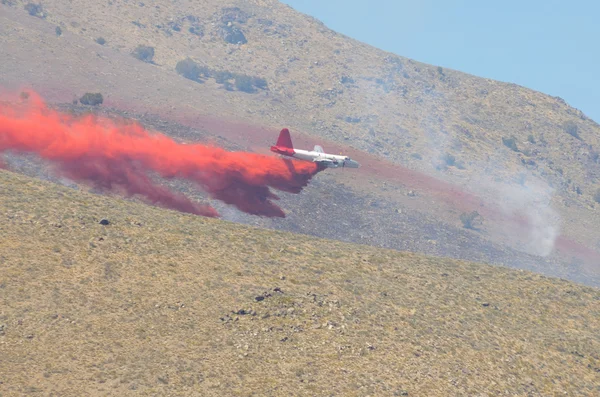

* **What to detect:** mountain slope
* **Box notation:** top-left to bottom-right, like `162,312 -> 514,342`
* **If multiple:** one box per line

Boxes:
1,168 -> 599,396
1,0 -> 599,280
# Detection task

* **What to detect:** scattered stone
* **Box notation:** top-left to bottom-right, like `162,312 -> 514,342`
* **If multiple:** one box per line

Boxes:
280,275 -> 286,280
482,302 -> 490,307
0,324 -> 5,335
280,336 -> 288,342
273,287 -> 283,293
99,219 -> 110,225
157,376 -> 169,384
407,190 -> 416,197
255,296 -> 265,302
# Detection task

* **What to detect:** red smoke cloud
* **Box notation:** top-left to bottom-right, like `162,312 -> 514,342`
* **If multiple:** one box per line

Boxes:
0,91 -> 323,217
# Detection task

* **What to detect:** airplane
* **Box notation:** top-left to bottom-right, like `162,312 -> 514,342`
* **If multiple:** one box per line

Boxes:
270,128 -> 360,169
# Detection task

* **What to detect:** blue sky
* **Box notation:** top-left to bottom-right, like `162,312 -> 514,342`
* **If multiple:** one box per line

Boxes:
280,0 -> 600,123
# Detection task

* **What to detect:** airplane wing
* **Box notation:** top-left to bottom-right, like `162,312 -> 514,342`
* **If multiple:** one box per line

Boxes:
313,158 -> 337,166
313,145 -> 324,153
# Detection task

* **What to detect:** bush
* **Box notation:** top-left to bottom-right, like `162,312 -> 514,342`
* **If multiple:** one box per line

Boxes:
594,189 -> 600,204
79,93 -> 103,106
222,25 -> 247,44
188,26 -> 204,37
132,45 -> 154,63
95,37 -> 106,45
55,26 -> 62,36
460,211 -> 483,230
24,3 -> 44,17
440,152 -> 456,167
175,58 -> 206,82
214,70 -> 234,84
502,137 -> 519,152
252,77 -> 268,90
234,74 -> 255,93
563,121 -> 581,140
527,134 -> 535,144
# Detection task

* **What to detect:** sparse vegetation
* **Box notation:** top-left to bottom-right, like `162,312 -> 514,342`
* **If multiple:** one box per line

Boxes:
460,211 -> 483,230
95,37 -> 106,45
131,45 -> 155,63
79,92 -> 103,106
55,26 -> 62,36
527,134 -> 535,144
174,58 -> 267,92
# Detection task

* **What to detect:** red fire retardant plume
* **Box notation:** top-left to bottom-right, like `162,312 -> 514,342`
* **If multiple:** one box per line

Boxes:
0,92 -> 323,217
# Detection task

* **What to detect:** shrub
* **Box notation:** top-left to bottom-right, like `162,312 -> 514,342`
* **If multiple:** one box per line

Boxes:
502,136 -> 519,152
55,26 -> 62,36
24,3 -> 44,17
95,37 -> 106,45
527,134 -> 535,144
132,45 -> 155,63
188,26 -> 204,37
234,74 -> 255,93
214,70 -> 234,84
79,93 -> 103,106
221,7 -> 250,24
440,152 -> 456,167
563,121 -> 580,139
176,58 -> 199,81
252,77 -> 268,90
460,211 -> 482,230
594,189 -> 600,204
223,25 -> 247,44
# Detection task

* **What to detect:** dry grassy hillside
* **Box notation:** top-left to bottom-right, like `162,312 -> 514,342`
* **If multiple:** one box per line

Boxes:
1,1 -> 599,275
1,168 -> 599,396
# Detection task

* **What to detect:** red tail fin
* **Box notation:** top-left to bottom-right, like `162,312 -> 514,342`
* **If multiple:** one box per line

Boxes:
276,128 -> 294,149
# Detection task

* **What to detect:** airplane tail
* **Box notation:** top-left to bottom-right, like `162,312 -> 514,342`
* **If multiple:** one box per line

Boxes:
275,128 -> 294,149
